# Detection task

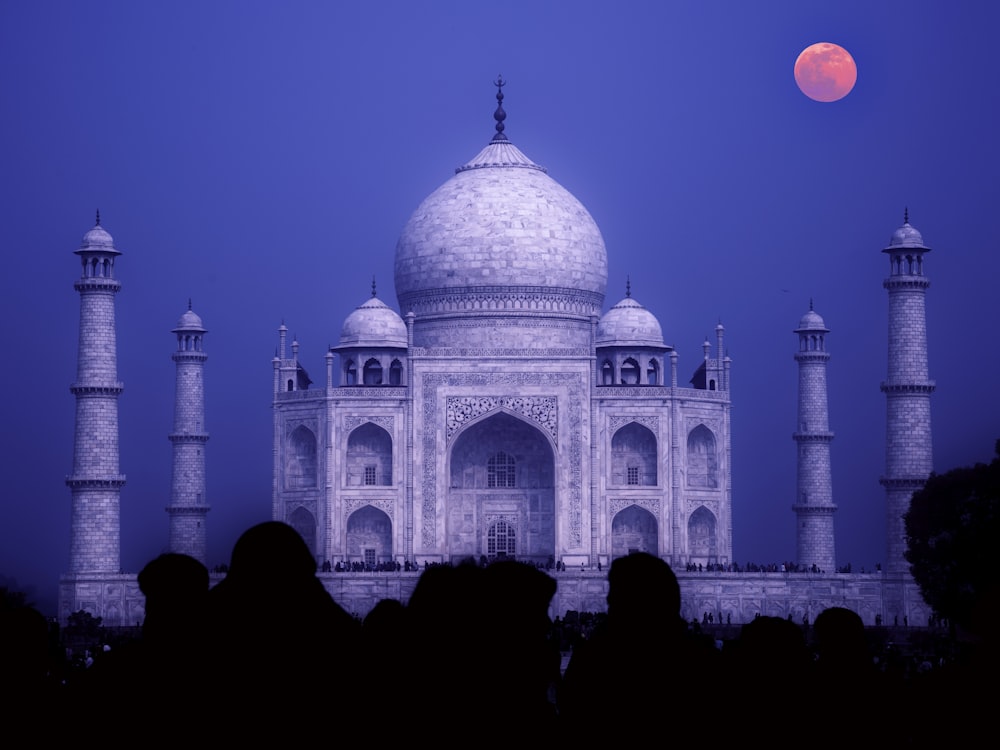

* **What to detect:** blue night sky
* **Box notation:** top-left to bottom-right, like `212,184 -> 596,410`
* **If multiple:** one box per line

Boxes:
1,1 -> 998,616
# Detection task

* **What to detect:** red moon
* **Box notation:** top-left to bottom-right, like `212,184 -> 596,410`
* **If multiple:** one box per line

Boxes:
794,42 -> 857,102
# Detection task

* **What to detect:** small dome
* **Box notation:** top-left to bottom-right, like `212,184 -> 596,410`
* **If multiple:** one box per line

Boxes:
796,308 -> 828,332
173,307 -> 205,333
596,296 -> 665,347
884,216 -> 930,252
77,223 -> 119,254
338,296 -> 407,348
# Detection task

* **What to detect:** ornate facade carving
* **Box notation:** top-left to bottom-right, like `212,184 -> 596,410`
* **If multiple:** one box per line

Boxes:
447,396 -> 557,442
422,372 -> 586,549
344,497 -> 394,520
609,496 -> 661,516
608,415 -> 659,434
344,415 -> 395,432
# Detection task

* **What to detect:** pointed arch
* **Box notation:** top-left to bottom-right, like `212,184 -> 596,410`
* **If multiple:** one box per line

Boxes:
346,422 -> 393,486
389,359 -> 403,385
286,425 -> 317,489
611,504 -> 658,558
363,358 -> 383,385
646,358 -> 660,385
687,424 -> 718,488
611,421 -> 657,486
687,506 -> 718,561
346,505 -> 392,563
601,359 -> 614,386
621,357 -> 640,385
448,411 -> 555,566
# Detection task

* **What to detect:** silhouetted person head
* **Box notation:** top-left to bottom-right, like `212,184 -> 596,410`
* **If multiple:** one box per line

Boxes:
206,521 -> 360,741
226,520 -> 317,584
606,551 -> 681,623
813,606 -> 870,670
137,552 -> 208,639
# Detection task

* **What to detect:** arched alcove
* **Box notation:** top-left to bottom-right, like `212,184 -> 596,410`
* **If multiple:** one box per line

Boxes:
611,504 -> 658,558
346,505 -> 392,564
346,422 -> 393,486
449,411 -> 554,564
687,506 -> 718,562
286,426 -> 317,489
687,425 -> 718,488
611,422 -> 657,486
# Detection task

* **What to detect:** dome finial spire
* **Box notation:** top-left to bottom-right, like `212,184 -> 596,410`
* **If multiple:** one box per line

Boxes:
188,297 -> 192,311
904,206 -> 909,225
809,297 -> 814,311
491,74 -> 508,143
371,275 -> 377,298
626,275 -> 632,298
95,209 -> 101,226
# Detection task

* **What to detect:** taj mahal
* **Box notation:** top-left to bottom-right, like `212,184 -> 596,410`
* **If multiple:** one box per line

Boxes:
59,83 -> 930,625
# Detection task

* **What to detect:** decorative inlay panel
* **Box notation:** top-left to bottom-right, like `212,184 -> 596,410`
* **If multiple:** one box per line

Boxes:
285,418 -> 318,437
447,396 -> 557,442
483,513 -> 519,528
608,415 -> 659,434
609,497 -> 661,516
344,497 -> 394,520
344,416 -> 395,432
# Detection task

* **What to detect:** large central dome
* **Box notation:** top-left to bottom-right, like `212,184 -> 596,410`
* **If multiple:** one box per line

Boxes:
394,91 -> 607,350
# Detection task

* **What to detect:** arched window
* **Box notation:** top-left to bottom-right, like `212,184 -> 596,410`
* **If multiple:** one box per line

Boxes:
389,359 -> 403,385
345,359 -> 357,386
601,360 -> 614,386
487,520 -> 516,559
363,358 -> 383,385
621,358 -> 640,385
647,359 -> 659,385
487,451 -> 516,488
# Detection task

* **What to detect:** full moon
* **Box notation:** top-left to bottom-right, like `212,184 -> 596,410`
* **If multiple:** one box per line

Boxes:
794,42 -> 857,102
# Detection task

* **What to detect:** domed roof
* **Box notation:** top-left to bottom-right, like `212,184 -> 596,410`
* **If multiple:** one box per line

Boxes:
394,138 -> 608,310
338,295 -> 407,348
393,84 -> 608,326
596,294 -> 665,347
77,213 -> 119,255
795,306 -> 828,332
173,304 -> 206,333
884,210 -> 930,252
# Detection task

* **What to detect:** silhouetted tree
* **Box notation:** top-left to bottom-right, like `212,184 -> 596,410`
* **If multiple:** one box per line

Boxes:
905,440 -> 1000,629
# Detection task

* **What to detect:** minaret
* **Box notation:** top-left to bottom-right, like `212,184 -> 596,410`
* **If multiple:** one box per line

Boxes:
168,301 -> 210,564
880,210 -> 934,574
792,302 -> 836,573
66,212 -> 126,575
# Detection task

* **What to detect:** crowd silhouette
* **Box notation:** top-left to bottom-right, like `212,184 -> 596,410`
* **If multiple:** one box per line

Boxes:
9,522 -> 994,744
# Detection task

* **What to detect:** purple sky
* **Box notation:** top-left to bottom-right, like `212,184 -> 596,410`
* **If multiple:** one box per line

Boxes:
2,1 -> 998,616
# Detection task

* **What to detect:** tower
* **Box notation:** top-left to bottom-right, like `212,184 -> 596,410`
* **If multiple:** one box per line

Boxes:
168,301 -> 210,563
880,210 -> 934,574
65,213 -> 126,575
792,302 -> 836,573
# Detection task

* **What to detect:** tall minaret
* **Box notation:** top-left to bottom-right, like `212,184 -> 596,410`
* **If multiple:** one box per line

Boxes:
168,301 -> 210,564
66,212 -> 125,575
792,302 -> 836,573
880,210 -> 934,574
